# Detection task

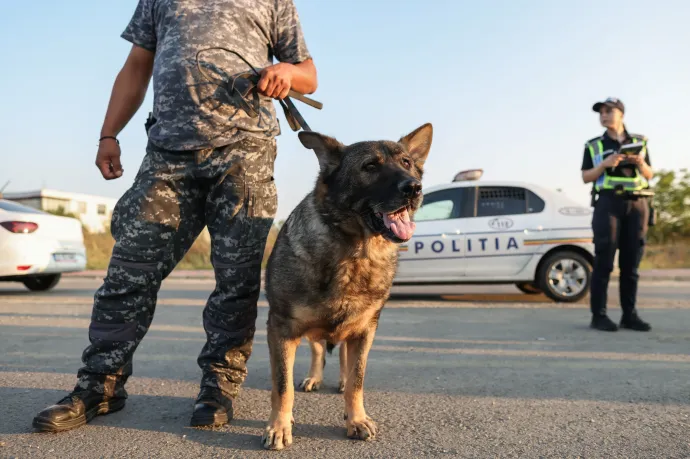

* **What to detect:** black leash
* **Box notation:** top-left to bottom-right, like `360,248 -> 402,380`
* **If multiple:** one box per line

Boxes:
195,47 -> 322,132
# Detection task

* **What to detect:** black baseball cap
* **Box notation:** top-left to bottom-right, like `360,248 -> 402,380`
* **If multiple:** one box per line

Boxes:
593,97 -> 625,113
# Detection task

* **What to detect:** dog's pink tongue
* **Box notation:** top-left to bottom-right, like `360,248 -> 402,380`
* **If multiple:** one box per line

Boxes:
383,209 -> 416,240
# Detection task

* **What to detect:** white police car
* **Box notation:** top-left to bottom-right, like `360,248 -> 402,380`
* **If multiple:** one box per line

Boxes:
394,170 -> 595,303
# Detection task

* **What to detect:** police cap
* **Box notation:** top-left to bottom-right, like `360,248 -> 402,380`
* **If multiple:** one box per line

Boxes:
592,97 -> 625,114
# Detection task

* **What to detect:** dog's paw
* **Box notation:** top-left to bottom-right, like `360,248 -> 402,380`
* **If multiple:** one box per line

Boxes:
299,377 -> 322,392
261,415 -> 295,450
346,415 -> 377,441
338,379 -> 346,393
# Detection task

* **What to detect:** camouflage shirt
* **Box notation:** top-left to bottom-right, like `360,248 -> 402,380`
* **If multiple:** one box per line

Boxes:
121,0 -> 312,151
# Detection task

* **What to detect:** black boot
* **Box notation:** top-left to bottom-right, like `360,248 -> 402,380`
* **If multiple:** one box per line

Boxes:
591,314 -> 618,331
190,387 -> 234,427
620,312 -> 651,331
32,391 -> 126,433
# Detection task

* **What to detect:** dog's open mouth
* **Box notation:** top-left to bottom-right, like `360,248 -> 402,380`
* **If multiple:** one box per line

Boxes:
373,206 -> 416,242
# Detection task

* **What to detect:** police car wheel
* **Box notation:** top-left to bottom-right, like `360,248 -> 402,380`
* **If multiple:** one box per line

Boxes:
515,282 -> 542,294
22,274 -> 61,292
537,251 -> 591,303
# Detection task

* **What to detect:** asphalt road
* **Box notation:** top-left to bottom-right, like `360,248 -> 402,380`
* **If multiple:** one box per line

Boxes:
0,278 -> 688,458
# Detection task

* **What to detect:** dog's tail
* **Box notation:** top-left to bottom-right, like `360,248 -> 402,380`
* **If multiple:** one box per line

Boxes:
326,341 -> 336,354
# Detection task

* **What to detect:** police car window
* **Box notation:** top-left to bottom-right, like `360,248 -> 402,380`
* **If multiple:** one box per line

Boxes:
0,200 -> 46,214
414,189 -> 461,222
526,190 -> 545,213
476,186 -> 527,217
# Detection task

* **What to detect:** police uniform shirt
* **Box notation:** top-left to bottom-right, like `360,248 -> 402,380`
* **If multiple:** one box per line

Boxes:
581,130 -> 652,179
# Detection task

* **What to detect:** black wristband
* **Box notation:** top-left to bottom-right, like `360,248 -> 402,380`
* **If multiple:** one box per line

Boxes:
99,136 -> 120,144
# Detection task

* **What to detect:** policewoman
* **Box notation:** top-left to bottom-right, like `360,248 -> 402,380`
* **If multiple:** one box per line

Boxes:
581,97 -> 654,332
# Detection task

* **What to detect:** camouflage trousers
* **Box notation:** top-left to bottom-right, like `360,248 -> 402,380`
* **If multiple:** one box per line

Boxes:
74,136 -> 277,400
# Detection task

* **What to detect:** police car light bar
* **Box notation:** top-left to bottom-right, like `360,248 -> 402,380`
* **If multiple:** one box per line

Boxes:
453,169 -> 483,182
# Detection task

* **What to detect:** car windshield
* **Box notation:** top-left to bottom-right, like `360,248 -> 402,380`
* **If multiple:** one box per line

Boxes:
0,200 -> 46,214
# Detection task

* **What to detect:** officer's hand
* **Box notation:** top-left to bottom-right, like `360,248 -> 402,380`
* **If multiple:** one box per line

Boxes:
257,63 -> 293,100
95,138 -> 124,180
602,153 -> 624,169
625,155 -> 645,166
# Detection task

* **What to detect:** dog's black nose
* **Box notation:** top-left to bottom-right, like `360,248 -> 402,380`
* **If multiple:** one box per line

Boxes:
399,179 -> 422,197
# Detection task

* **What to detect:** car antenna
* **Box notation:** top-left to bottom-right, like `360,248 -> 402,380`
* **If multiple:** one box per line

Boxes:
0,180 -> 9,199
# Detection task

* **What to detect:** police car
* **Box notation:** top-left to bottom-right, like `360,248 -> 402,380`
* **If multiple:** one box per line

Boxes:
394,170 -> 595,303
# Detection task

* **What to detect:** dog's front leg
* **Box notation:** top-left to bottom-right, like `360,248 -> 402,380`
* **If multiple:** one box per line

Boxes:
262,328 -> 300,450
343,328 -> 377,441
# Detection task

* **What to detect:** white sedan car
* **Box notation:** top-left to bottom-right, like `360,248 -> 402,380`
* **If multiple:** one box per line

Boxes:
0,199 -> 86,291
394,170 -> 595,302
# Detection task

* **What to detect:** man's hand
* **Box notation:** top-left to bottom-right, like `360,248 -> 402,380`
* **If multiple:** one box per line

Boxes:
95,138 -> 124,180
602,153 -> 624,169
257,63 -> 294,100
256,59 -> 317,99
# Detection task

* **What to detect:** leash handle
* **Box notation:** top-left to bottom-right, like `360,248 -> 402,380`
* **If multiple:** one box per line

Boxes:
195,47 -> 322,131
287,89 -> 323,110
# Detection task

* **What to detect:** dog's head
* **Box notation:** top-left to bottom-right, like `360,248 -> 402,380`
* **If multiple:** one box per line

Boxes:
298,123 -> 433,243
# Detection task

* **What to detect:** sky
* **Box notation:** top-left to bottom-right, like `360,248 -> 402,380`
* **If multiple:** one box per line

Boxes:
1,0 -> 689,221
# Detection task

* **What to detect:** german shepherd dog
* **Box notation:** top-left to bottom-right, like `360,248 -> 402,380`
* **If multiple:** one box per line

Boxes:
261,123 -> 433,450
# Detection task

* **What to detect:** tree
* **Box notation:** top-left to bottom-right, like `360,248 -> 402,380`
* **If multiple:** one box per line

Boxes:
45,206 -> 80,220
648,168 -> 690,244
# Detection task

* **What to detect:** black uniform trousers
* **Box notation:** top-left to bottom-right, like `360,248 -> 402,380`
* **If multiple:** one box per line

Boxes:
590,191 -> 649,317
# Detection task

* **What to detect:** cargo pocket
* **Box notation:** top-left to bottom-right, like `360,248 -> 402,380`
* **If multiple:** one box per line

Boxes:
210,177 -> 276,273
89,321 -> 138,342
239,176 -> 277,250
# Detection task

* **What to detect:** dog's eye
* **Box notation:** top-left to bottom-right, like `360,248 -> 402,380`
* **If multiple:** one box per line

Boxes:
363,161 -> 378,171
401,158 -> 412,169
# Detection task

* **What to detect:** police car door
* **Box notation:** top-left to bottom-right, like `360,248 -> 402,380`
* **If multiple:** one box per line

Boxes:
462,185 -> 546,278
395,186 -> 473,282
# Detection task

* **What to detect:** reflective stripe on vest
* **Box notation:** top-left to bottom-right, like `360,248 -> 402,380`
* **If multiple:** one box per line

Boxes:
587,137 -> 649,192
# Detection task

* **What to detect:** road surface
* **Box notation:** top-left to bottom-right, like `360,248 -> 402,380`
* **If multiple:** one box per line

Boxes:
0,278 -> 688,458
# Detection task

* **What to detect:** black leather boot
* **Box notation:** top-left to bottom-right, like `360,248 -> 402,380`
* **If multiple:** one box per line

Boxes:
591,314 -> 618,331
190,387 -> 234,427
32,391 -> 126,433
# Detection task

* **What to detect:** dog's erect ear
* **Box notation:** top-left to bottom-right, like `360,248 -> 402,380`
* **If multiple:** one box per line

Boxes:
298,131 -> 344,173
399,123 -> 433,166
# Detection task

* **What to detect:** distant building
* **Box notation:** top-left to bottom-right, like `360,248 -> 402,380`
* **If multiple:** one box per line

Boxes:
2,189 -> 117,233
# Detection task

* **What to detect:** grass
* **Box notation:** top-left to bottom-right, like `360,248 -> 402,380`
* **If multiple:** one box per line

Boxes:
639,240 -> 690,270
83,228 -> 690,271
82,225 -> 280,270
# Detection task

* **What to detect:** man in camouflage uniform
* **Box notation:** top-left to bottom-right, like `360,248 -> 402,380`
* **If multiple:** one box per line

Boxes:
32,0 -> 317,432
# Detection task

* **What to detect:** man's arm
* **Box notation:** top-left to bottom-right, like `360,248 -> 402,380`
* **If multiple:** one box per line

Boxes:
258,0 -> 316,99
95,45 -> 154,180
100,45 -> 154,139
286,58 -> 317,94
